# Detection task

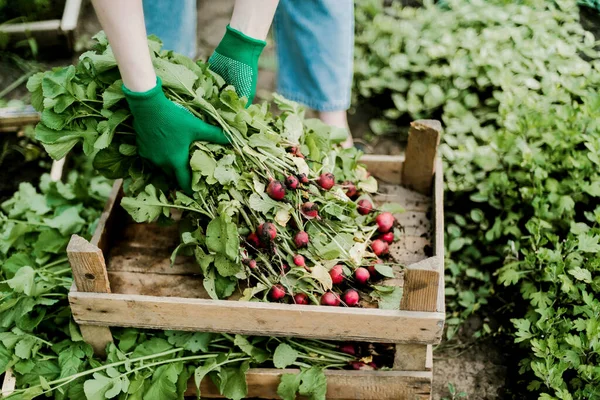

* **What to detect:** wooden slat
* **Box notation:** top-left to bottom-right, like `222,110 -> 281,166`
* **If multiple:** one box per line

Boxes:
67,235 -> 114,356
0,106 -> 40,130
1,368 -> 16,397
187,368 -> 431,399
108,271 -> 205,298
360,154 -> 404,185
69,289 -> 444,344
433,159 -> 446,313
0,19 -> 61,33
393,344 -> 428,371
400,257 -> 441,314
402,120 -> 441,195
60,0 -> 82,31
91,180 -> 124,254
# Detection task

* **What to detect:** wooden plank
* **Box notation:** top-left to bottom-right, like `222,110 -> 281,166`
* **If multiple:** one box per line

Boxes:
402,120 -> 441,195
108,271 -> 206,298
187,368 -> 431,399
433,159 -> 446,313
400,259 -> 440,314
390,235 -> 430,265
91,180 -> 123,254
60,0 -> 82,31
69,290 -> 444,344
360,154 -> 404,185
67,235 -> 114,356
67,235 -> 111,293
396,211 -> 431,237
393,344 -> 428,371
79,325 -> 113,357
0,19 -> 61,33
0,106 -> 40,130
1,368 -> 16,397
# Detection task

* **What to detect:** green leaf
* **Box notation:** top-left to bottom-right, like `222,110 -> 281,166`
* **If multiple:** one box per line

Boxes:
205,215 -> 239,260
84,372 -> 127,400
41,66 -> 75,99
102,80 -> 125,108
121,185 -> 171,223
7,266 -> 36,296
214,361 -> 249,400
277,372 -> 302,400
94,109 -> 130,150
298,367 -> 327,400
577,234 -> 600,253
190,149 -> 217,185
568,267 -> 592,283
214,155 -> 240,186
378,203 -> 405,214
153,58 -> 197,94
273,343 -> 299,369
144,363 -> 183,400
165,331 -> 214,353
248,193 -> 278,214
194,359 -> 218,400
45,207 -> 86,236
234,335 -> 270,363
376,286 -> 403,310
214,254 -> 242,277
374,264 -> 395,278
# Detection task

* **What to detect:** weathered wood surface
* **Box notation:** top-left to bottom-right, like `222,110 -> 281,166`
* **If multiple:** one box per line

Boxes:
69,288 -> 444,343
91,179 -> 124,254
186,368 -> 432,399
360,155 -> 404,185
402,120 -> 441,195
393,344 -> 429,371
0,106 -> 40,132
1,368 -> 16,397
433,159 -> 446,313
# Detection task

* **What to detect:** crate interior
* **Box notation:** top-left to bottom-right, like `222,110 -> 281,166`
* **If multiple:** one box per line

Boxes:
104,181 -> 432,308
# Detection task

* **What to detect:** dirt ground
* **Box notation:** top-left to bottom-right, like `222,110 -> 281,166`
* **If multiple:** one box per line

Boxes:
3,1 -> 600,399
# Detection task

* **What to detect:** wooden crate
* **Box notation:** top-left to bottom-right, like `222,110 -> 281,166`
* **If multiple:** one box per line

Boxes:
58,120 -> 444,399
0,0 -> 82,51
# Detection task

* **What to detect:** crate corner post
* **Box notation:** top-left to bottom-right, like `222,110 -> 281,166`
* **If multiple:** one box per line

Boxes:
402,119 -> 442,195
66,234 -> 114,357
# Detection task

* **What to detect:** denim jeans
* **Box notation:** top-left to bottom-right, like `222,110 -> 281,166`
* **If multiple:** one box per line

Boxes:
143,0 -> 354,111
143,0 -> 197,59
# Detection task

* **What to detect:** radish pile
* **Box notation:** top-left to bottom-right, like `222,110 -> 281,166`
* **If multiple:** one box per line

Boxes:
30,33 -> 405,309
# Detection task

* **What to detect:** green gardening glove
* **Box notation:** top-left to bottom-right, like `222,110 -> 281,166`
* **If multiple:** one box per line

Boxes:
123,77 -> 229,193
209,25 -> 266,107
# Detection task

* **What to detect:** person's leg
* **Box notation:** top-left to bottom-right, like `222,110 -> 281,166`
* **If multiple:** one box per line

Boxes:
274,0 -> 355,148
143,0 -> 197,59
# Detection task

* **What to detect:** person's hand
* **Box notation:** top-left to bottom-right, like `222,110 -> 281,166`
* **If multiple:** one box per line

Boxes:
209,25 -> 266,107
123,77 -> 229,192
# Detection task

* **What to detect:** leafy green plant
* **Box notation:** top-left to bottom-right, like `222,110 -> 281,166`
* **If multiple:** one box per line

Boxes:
354,0 -> 600,397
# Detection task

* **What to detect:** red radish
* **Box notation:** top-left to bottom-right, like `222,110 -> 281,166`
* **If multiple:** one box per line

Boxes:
294,231 -> 309,248
320,291 -> 341,306
267,180 -> 286,201
293,293 -> 309,305
339,344 -> 356,355
343,289 -> 360,306
243,259 -> 257,269
371,239 -> 389,256
270,284 -> 286,301
285,175 -> 299,190
368,362 -> 377,369
350,361 -> 367,370
344,181 -> 358,199
329,264 -> 345,285
318,173 -> 335,190
301,202 -> 319,219
354,267 -> 370,284
375,212 -> 395,233
288,146 -> 298,154
293,254 -> 305,266
298,174 -> 309,184
257,222 -> 277,244
246,232 -> 260,248
368,259 -> 382,275
357,199 -> 373,215
380,231 -> 394,243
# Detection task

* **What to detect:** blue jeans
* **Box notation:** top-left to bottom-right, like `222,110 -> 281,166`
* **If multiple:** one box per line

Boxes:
143,0 -> 354,111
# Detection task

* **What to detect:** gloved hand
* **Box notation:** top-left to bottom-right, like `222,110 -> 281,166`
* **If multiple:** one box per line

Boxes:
123,77 -> 229,193
209,25 -> 266,107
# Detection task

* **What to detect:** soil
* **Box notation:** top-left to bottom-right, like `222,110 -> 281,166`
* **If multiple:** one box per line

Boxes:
1,2 -> 599,399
